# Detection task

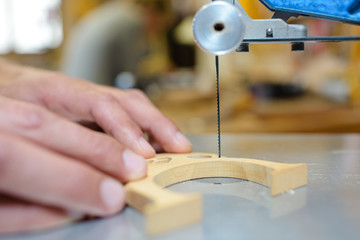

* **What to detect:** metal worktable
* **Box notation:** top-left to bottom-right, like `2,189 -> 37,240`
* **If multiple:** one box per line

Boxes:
3,134 -> 360,240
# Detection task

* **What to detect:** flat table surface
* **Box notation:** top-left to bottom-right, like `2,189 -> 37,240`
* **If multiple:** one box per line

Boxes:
3,134 -> 360,240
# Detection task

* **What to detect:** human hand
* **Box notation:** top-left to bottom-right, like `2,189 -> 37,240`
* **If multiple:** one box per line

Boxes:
0,61 -> 192,235
0,62 -> 192,157
0,95 -> 148,234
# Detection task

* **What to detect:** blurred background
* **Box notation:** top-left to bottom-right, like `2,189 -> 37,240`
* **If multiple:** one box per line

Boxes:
1,0 -> 360,134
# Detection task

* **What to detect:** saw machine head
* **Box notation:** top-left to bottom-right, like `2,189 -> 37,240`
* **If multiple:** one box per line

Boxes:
193,0 -> 360,55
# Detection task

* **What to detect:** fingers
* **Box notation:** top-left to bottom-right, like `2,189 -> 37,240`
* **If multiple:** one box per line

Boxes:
0,197 -> 78,235
108,88 -> 193,153
37,75 -> 190,155
1,70 -> 190,156
89,93 -> 156,158
0,96 -> 146,182
36,77 -> 156,158
0,134 -> 126,216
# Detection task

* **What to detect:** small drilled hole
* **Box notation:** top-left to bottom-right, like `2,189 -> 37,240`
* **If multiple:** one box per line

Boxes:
214,22 -> 225,32
154,157 -> 172,163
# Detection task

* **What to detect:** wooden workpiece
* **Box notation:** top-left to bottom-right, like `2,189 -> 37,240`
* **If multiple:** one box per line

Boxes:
125,153 -> 307,235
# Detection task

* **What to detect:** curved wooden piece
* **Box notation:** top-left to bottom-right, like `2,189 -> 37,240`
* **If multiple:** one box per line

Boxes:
125,153 -> 307,235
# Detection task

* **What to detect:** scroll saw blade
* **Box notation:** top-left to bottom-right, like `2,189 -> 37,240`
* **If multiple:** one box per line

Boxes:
215,56 -> 221,158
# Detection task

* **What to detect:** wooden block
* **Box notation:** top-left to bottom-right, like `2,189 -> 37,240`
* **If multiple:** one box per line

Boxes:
125,153 -> 307,235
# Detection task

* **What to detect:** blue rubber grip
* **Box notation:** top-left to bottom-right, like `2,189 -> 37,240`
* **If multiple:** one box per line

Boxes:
259,0 -> 360,25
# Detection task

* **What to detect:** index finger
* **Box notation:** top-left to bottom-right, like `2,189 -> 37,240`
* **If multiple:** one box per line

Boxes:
104,88 -> 193,153
35,77 -> 156,158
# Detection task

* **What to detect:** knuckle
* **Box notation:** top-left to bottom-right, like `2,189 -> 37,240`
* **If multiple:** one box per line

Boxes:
48,71 -> 74,83
88,134 -> 122,166
96,93 -> 118,106
120,120 -> 138,132
16,104 -> 46,130
126,89 -> 147,101
92,138 -> 116,160
120,121 -> 143,140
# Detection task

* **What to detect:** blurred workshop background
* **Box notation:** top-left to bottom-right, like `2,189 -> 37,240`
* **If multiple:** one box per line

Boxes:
1,0 -> 360,133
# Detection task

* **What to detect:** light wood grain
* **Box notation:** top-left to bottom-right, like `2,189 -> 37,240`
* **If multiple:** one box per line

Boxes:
125,153 -> 307,235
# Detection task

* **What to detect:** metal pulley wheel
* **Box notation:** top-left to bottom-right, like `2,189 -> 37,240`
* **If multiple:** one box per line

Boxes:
193,1 -> 244,55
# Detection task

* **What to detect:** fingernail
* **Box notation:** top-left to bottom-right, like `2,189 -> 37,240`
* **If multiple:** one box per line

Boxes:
138,137 -> 156,156
175,132 -> 192,148
100,178 -> 125,212
123,149 -> 147,179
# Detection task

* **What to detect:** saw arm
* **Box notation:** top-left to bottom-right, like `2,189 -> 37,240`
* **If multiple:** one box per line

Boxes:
193,0 -> 360,55
260,0 -> 360,24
